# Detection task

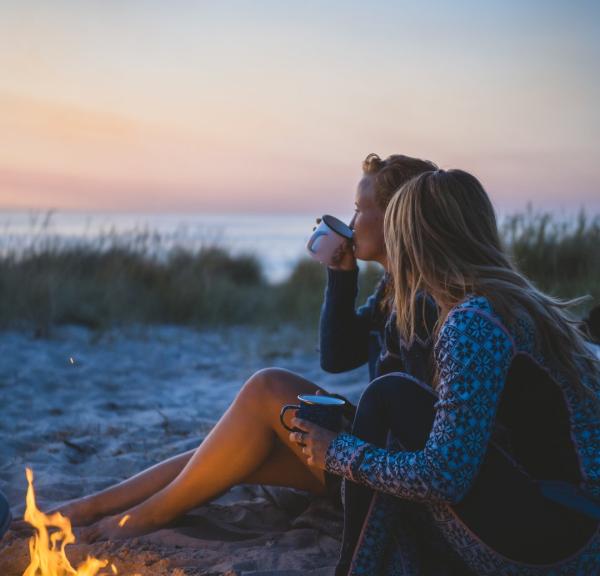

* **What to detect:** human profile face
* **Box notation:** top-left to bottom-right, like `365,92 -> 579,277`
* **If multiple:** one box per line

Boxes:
349,175 -> 387,267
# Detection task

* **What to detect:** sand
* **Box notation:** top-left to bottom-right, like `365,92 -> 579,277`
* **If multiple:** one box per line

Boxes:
0,324 -> 367,575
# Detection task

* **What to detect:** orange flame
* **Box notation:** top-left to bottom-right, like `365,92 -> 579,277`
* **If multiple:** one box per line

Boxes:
22,467 -> 116,576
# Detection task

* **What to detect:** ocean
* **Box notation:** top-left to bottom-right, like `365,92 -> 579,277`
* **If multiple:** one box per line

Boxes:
0,211 -> 355,283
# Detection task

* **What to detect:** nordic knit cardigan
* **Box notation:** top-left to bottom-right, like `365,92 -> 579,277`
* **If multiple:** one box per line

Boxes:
324,295 -> 600,575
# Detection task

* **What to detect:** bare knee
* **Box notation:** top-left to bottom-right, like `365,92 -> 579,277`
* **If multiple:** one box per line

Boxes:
357,374 -> 394,408
239,367 -> 294,406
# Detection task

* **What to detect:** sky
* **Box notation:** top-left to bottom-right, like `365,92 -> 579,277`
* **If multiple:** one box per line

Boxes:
0,0 -> 599,214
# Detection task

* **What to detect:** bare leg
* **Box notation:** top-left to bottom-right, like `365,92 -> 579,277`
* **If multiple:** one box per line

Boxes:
244,436 -> 327,493
68,368 -> 328,533
15,441 -> 320,539
53,450 -> 196,526
66,440 -> 325,527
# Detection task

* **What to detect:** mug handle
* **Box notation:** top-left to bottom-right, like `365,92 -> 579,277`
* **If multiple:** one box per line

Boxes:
280,404 -> 301,432
307,231 -> 327,253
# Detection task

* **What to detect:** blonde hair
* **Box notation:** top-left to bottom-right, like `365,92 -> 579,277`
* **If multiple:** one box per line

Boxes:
384,169 -> 600,402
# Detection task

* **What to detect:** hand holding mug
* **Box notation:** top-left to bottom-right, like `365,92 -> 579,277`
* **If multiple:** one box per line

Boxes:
289,417 -> 338,470
280,393 -> 347,469
329,237 -> 356,271
307,215 -> 356,270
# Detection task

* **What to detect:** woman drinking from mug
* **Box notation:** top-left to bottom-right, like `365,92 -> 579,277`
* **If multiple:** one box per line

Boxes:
291,169 -> 600,575
14,154 -> 438,543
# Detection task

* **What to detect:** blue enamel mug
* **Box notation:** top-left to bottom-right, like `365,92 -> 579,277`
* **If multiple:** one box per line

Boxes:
280,394 -> 346,433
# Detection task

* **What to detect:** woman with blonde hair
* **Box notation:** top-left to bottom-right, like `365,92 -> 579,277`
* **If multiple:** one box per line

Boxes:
293,169 -> 600,574
14,153 -> 440,547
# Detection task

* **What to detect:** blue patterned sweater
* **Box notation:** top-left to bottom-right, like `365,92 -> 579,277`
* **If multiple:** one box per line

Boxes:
324,295 -> 600,506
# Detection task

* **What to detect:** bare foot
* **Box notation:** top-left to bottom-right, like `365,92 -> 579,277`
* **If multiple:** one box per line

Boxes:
78,513 -> 150,543
47,497 -> 100,527
9,498 -> 102,540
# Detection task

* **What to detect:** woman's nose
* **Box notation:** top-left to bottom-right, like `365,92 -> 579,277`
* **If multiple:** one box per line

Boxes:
349,214 -> 356,229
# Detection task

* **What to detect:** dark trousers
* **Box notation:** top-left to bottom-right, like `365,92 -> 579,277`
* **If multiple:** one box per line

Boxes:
336,373 -> 598,574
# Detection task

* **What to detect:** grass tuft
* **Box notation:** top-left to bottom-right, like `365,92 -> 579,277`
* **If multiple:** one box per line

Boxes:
0,209 -> 598,333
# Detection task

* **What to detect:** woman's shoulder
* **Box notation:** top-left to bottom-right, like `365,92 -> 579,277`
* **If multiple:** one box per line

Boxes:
439,295 -> 516,351
445,294 -> 503,330
435,295 -> 517,381
452,294 -> 494,315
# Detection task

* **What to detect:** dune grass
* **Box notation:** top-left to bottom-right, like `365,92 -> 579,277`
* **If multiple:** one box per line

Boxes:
502,208 -> 600,311
0,209 -> 597,333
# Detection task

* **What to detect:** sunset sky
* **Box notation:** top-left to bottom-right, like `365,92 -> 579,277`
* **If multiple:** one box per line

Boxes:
1,1 -> 599,214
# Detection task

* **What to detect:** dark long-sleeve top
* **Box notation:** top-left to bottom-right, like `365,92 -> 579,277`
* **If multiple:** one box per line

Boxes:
319,267 -> 388,379
319,267 -> 438,382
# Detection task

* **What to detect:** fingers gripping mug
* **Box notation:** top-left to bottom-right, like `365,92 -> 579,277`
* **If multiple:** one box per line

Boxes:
306,215 -> 353,266
280,394 -> 346,433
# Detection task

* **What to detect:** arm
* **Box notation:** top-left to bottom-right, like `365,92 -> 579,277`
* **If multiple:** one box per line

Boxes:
324,307 -> 515,504
319,267 -> 385,373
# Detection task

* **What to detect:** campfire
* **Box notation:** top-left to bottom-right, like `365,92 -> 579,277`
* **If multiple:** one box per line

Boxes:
21,468 -> 134,576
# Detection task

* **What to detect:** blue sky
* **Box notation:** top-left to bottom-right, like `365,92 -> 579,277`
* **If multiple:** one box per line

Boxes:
0,0 -> 598,213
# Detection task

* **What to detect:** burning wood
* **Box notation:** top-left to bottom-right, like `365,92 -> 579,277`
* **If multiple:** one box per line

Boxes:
21,468 -> 137,576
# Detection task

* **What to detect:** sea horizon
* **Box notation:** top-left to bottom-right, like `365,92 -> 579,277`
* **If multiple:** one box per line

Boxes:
1,205 -> 598,283
0,209 -> 357,283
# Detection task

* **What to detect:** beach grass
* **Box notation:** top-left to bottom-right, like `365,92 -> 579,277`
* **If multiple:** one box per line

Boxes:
501,208 -> 600,311
0,209 -> 598,333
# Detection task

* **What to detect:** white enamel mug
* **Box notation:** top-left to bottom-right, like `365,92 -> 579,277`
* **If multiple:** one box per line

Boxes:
306,214 -> 353,266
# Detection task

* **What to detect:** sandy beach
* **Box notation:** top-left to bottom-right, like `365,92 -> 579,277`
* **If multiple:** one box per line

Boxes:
0,324 -> 367,575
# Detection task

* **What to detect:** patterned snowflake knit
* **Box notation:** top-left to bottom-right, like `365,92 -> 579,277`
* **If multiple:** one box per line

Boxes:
324,295 -> 522,504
